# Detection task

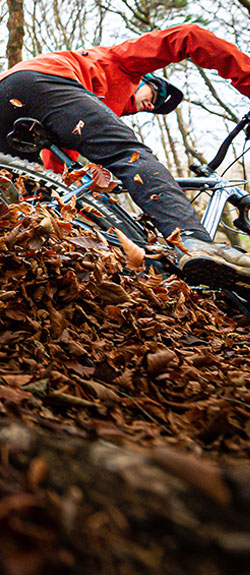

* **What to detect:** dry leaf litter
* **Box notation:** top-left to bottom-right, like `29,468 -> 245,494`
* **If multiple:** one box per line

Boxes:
0,187 -> 249,463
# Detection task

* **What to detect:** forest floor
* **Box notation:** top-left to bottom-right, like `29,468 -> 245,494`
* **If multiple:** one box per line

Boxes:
0,193 -> 249,574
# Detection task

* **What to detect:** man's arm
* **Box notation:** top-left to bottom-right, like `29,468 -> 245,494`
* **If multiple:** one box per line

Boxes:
111,24 -> 250,97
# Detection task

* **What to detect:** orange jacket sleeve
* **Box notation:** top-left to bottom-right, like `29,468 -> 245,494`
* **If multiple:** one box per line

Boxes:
111,24 -> 250,98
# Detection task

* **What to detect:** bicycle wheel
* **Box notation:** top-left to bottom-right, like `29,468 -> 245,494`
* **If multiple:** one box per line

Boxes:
0,153 -> 150,247
0,152 -> 71,201
0,152 -> 177,276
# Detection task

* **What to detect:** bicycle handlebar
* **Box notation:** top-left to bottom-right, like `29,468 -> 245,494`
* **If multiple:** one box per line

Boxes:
206,110 -> 250,172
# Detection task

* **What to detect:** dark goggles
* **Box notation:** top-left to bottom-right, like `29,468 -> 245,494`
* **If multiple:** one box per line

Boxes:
141,73 -> 183,115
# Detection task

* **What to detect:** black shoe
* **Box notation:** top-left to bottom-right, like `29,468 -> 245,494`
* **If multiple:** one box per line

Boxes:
177,237 -> 250,292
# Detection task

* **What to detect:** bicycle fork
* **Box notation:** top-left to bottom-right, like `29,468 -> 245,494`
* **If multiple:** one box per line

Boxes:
200,179 -> 250,240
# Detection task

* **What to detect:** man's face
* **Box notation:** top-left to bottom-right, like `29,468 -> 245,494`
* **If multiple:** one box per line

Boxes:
135,83 -> 157,112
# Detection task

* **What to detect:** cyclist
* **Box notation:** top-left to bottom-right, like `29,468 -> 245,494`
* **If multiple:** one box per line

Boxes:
0,24 -> 250,289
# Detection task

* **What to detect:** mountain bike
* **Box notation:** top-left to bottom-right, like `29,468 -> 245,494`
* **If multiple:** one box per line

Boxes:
0,110 -> 250,314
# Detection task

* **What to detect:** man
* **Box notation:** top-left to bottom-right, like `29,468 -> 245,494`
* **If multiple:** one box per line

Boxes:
0,24 -> 250,289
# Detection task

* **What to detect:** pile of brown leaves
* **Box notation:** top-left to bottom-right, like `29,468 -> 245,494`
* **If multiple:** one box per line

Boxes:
0,198 -> 250,461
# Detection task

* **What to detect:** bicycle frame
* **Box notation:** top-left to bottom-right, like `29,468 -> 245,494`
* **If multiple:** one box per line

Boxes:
69,171 -> 250,243
176,175 -> 250,239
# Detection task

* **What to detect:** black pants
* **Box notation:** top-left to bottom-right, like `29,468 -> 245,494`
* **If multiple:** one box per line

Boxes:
0,71 -> 211,240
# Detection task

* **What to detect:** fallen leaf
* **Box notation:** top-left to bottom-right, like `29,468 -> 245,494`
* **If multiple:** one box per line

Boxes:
9,98 -> 23,107
115,228 -> 145,270
27,457 -> 47,489
79,203 -> 104,219
95,280 -> 132,303
62,164 -> 89,186
166,227 -> 190,255
146,350 -> 177,376
89,164 -> 113,188
1,374 -> 33,386
128,152 -> 139,163
82,379 -> 119,401
134,174 -> 144,184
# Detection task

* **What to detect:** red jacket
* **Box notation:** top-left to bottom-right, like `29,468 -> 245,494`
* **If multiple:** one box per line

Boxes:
1,24 -> 249,171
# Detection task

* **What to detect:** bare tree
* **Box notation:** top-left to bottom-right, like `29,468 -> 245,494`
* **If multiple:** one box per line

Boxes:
6,0 -> 24,67
24,0 -> 88,55
93,0 -> 188,34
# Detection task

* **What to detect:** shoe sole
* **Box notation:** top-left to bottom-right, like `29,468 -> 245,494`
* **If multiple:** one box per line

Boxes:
179,254 -> 250,295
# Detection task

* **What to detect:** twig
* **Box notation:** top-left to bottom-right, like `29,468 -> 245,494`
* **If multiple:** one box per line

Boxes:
46,391 -> 98,408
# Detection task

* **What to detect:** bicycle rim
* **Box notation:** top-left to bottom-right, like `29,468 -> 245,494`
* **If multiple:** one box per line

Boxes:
0,153 -> 150,246
0,153 -> 70,198
0,153 -> 176,276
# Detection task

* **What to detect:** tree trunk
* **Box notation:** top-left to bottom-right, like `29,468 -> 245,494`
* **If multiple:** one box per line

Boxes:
6,0 -> 24,68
